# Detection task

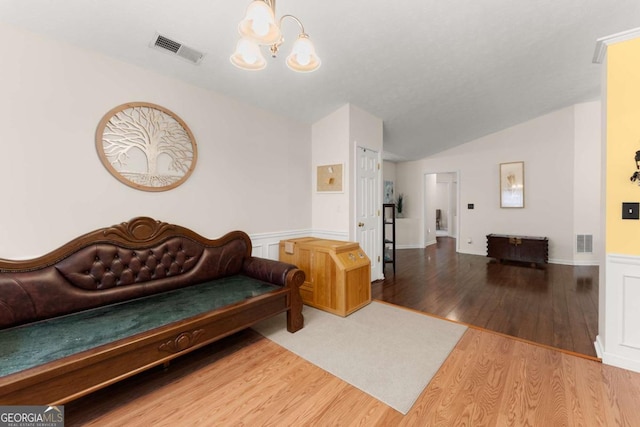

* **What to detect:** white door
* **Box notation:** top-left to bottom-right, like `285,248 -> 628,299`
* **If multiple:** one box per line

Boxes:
356,146 -> 380,281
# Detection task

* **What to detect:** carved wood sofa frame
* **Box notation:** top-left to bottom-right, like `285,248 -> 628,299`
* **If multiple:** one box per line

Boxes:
0,217 -> 304,404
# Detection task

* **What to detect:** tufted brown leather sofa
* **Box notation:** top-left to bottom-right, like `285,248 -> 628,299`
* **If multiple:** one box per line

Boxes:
0,217 -> 304,404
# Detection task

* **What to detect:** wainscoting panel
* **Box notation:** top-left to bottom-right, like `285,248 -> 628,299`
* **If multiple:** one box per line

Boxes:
597,254 -> 640,373
311,230 -> 350,241
250,230 -> 311,261
249,230 -> 349,261
623,275 -> 640,349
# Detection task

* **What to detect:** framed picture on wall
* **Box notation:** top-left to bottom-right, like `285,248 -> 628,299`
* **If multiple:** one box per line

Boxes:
384,180 -> 394,203
316,164 -> 343,192
500,161 -> 525,208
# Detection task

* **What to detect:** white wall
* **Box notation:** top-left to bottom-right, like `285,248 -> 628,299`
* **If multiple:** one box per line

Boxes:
383,161 -> 397,188
0,23 -> 311,259
395,102 -> 601,264
349,105 -> 384,154
383,160 -> 397,205
394,162 -> 426,248
396,218 -> 421,249
574,101 -> 602,264
310,103 -> 383,237
311,105 -> 350,234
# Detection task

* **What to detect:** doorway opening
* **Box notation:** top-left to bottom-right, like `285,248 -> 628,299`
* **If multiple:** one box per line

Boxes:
424,172 -> 459,250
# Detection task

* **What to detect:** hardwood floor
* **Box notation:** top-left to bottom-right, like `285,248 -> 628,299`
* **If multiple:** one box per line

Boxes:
373,237 -> 599,357
65,328 -> 640,426
61,237 -> 619,425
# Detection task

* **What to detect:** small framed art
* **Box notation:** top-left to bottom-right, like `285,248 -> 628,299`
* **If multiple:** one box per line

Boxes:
316,164 -> 343,192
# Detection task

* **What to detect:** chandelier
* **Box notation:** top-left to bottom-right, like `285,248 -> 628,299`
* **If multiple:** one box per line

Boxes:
230,0 -> 321,72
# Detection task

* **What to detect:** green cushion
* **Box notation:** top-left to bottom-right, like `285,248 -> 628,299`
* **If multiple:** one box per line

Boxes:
0,275 -> 279,377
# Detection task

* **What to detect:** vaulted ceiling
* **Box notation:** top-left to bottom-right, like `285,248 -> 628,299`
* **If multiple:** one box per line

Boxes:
1,0 -> 638,160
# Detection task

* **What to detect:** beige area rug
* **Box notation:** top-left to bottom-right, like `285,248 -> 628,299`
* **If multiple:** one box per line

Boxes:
252,301 -> 467,414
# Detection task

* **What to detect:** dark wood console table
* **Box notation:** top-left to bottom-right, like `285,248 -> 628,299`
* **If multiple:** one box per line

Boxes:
486,234 -> 548,267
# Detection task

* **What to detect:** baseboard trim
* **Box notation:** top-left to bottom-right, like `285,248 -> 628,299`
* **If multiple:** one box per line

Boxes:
601,351 -> 640,374
550,258 -> 599,266
458,249 -> 486,257
595,335 -> 604,359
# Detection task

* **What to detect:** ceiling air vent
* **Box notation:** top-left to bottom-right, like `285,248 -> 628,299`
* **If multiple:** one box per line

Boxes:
150,33 -> 204,65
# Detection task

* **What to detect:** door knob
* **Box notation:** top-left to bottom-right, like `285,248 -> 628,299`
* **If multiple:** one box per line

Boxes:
358,222 -> 364,227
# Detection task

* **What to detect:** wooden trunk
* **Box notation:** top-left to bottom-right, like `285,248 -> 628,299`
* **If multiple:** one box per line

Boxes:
279,238 -> 371,316
486,234 -> 548,267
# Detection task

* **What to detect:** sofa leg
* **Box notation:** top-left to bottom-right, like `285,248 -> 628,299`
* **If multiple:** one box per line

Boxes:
287,309 -> 304,333
286,269 -> 305,332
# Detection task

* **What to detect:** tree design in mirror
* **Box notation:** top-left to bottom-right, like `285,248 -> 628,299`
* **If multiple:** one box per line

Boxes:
96,102 -> 197,192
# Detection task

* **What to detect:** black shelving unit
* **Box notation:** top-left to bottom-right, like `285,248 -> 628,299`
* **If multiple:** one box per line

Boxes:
382,203 -> 396,274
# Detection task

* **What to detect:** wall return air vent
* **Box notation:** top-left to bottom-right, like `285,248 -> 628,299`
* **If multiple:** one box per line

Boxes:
150,33 -> 204,65
576,234 -> 593,253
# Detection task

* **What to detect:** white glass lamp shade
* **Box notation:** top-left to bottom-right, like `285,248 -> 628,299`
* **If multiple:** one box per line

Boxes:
230,38 -> 266,70
286,34 -> 321,72
238,1 -> 282,45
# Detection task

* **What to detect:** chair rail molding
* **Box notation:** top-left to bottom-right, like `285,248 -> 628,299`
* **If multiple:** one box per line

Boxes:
250,229 -> 349,261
